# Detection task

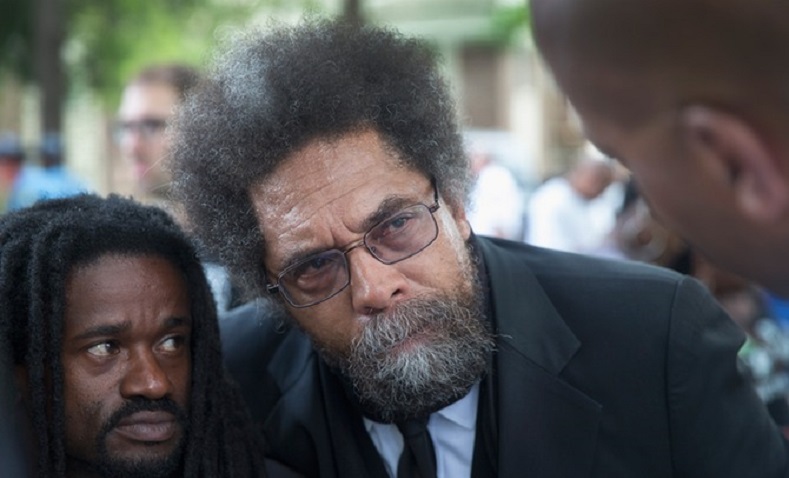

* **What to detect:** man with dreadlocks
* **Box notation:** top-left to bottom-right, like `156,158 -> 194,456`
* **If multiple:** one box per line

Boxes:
0,194 -> 299,478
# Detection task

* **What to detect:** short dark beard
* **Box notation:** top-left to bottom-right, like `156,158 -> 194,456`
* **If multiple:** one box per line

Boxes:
92,398 -> 189,478
332,275 -> 495,423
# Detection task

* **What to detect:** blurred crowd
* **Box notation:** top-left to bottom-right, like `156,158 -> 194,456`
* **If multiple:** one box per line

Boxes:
0,131 -> 88,213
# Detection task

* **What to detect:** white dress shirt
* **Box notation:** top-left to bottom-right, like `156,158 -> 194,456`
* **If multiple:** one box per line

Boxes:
363,382 -> 480,478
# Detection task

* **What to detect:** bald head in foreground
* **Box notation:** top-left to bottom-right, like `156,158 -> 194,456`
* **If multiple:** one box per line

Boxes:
531,0 -> 789,297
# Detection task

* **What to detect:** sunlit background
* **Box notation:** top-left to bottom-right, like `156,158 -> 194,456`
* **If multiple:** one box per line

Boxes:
0,0 -> 585,198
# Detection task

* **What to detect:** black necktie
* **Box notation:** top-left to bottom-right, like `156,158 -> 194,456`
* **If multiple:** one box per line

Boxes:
397,417 -> 437,478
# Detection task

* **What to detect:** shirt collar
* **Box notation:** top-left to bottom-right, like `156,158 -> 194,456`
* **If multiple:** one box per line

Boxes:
434,381 -> 480,430
363,381 -> 480,432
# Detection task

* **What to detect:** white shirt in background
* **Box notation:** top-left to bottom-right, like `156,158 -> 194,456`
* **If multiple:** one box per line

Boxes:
468,164 -> 525,240
526,176 -> 618,254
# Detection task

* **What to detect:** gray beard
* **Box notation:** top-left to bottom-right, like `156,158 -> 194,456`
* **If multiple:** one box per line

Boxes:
322,284 -> 495,423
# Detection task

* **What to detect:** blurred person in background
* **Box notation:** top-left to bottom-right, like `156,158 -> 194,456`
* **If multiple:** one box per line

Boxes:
525,152 -> 616,254
466,143 -> 525,240
6,132 -> 89,211
598,179 -> 689,270
0,131 -> 25,213
117,63 -> 241,313
116,64 -> 199,208
37,133 -> 88,196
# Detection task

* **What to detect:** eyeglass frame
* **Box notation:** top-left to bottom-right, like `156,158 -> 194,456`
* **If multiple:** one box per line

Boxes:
265,178 -> 441,308
113,117 -> 169,142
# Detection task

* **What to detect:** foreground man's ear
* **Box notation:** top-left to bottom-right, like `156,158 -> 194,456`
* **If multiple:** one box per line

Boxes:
680,105 -> 789,223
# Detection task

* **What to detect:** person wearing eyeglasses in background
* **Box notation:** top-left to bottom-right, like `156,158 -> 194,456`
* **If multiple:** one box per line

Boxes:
116,64 -> 199,207
168,18 -> 787,478
116,63 -> 245,314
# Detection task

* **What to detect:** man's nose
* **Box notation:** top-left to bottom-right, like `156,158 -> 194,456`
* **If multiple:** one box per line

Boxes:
120,348 -> 172,400
347,248 -> 409,315
120,131 -> 148,160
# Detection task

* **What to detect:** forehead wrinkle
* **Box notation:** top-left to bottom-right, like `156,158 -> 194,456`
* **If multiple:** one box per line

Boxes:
259,181 -> 352,266
164,316 -> 191,329
268,185 -> 383,273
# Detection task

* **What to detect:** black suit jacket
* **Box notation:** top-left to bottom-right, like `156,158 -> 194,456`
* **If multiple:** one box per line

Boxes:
220,236 -> 789,477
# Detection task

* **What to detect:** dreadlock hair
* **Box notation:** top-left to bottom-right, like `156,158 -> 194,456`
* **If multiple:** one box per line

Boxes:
0,193 -> 266,477
169,17 -> 471,299
0,329 -> 26,476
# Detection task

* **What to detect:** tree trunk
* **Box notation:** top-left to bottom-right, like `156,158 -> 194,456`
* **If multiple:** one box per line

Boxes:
34,0 -> 64,141
343,0 -> 363,25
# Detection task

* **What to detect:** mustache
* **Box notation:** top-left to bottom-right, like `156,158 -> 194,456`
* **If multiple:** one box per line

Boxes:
99,397 -> 190,438
359,295 -> 480,351
365,301 -> 432,344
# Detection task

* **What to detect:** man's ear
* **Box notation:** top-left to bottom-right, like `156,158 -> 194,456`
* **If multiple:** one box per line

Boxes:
679,105 -> 789,223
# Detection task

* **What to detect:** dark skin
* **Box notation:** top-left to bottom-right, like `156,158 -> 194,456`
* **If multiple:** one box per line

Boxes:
60,254 -> 191,477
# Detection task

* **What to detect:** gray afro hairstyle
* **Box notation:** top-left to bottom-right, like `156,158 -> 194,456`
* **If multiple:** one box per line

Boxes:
169,17 -> 471,298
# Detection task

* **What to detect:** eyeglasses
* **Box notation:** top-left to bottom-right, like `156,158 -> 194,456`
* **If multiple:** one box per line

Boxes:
114,118 -> 168,142
266,182 -> 440,308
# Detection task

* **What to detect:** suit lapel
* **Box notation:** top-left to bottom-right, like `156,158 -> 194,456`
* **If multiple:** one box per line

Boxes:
478,238 -> 601,477
263,328 -> 390,478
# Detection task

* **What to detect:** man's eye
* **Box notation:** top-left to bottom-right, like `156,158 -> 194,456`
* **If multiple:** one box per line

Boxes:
377,212 -> 415,238
159,335 -> 188,353
86,342 -> 119,357
387,216 -> 409,230
292,253 -> 340,278
285,253 -> 343,294
305,256 -> 332,272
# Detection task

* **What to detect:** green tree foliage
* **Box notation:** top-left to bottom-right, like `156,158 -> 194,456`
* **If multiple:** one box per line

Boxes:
68,0 -> 250,105
0,0 -> 34,80
490,3 -> 531,47
0,0 -> 314,110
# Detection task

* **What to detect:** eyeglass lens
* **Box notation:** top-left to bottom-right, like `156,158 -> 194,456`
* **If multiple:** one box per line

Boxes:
278,202 -> 438,307
114,118 -> 168,141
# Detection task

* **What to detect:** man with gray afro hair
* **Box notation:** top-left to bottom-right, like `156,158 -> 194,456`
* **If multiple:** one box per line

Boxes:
170,17 -> 786,478
170,18 -> 469,297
